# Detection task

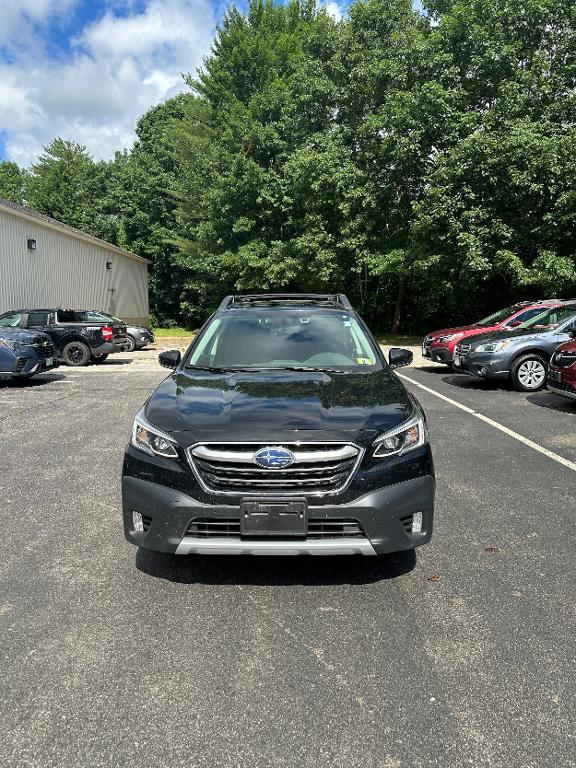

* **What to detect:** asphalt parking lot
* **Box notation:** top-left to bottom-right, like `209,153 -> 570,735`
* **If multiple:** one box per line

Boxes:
1,348 -> 575,768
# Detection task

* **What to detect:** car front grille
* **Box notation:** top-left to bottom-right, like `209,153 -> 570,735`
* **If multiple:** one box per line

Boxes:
552,351 -> 576,368
185,517 -> 365,538
32,341 -> 55,359
16,358 -> 30,372
187,442 -> 363,496
457,342 -> 471,355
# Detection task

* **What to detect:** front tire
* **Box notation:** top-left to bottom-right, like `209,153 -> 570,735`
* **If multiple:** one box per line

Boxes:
124,335 -> 136,353
510,354 -> 548,392
62,341 -> 91,367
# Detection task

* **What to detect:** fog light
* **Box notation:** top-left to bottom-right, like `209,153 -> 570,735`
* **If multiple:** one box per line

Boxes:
480,366 -> 487,376
412,511 -> 423,534
132,510 -> 144,533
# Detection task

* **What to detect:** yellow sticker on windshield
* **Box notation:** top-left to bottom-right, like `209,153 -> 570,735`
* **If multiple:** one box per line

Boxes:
357,357 -> 374,365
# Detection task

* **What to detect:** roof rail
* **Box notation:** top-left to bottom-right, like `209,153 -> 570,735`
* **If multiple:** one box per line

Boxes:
217,294 -> 354,311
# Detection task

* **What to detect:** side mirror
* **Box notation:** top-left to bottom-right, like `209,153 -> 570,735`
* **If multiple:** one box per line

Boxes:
159,349 -> 181,369
570,327 -> 576,339
507,321 -> 522,328
388,347 -> 413,369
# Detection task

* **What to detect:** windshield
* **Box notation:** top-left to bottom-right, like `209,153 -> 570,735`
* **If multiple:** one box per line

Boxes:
518,306 -> 576,330
476,305 -> 524,326
186,311 -> 380,370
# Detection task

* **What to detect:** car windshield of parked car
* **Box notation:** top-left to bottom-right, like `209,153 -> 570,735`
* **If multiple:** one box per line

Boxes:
518,306 -> 576,330
186,311 -> 380,370
0,312 -> 23,327
476,304 -> 525,326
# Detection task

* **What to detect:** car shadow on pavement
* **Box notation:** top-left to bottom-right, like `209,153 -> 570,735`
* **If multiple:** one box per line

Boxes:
527,390 -> 576,414
0,373 -> 66,388
96,359 -> 134,366
135,548 -> 416,585
441,374 -> 509,391
414,365 -> 448,375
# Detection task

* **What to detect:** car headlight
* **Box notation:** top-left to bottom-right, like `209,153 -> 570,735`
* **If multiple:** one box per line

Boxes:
0,338 -> 22,350
131,410 -> 179,458
474,340 -> 511,353
373,413 -> 427,458
437,332 -> 465,343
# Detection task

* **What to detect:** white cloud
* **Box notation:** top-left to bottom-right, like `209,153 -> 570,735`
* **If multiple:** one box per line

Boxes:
0,0 -> 77,45
0,0 -> 216,165
322,1 -> 344,21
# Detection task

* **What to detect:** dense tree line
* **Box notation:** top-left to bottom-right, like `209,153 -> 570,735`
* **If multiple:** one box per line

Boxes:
1,0 -> 575,332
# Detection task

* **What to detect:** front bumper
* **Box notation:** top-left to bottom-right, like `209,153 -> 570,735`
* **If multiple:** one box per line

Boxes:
122,474 -> 435,556
427,346 -> 453,364
547,377 -> 576,400
137,332 -> 154,347
455,352 -> 510,380
11,352 -> 59,376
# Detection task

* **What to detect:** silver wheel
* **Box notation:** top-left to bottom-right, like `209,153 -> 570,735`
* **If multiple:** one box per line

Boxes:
517,359 -> 546,390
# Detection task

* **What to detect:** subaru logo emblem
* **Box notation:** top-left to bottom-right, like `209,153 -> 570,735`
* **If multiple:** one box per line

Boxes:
253,447 -> 295,469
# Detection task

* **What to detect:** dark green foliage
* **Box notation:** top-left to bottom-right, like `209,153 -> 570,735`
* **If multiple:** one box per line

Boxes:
4,0 -> 576,331
0,161 -> 28,204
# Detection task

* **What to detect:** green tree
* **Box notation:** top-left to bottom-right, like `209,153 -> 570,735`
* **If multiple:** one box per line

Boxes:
0,161 -> 28,205
26,138 -> 104,235
106,94 -> 194,324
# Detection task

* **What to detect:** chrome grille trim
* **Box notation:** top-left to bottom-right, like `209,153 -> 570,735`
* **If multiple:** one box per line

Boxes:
191,444 -> 358,464
186,441 -> 364,497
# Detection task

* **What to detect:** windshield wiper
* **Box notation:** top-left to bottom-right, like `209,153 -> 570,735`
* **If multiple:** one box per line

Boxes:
186,365 -> 277,373
273,365 -> 349,374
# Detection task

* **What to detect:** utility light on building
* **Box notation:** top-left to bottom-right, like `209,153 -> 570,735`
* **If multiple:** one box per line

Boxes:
27,238 -> 37,250
106,261 -> 112,270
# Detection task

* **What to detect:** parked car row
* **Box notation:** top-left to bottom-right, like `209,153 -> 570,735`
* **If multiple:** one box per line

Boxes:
0,307 -> 155,379
423,299 -> 576,401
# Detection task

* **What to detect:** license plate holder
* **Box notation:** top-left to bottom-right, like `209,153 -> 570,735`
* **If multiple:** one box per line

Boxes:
45,357 -> 54,367
240,498 -> 307,537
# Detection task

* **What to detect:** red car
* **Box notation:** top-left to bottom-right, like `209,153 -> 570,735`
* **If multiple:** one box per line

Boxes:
422,301 -> 565,365
547,335 -> 576,401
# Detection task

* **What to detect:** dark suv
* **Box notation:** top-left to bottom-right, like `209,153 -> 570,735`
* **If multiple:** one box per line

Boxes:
123,294 -> 435,557
0,309 -> 127,366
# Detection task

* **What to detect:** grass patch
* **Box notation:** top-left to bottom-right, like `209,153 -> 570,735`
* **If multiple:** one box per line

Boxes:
377,334 -> 422,347
153,327 -> 196,337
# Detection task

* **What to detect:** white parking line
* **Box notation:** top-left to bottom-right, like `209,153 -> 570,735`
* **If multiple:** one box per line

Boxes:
398,372 -> 576,473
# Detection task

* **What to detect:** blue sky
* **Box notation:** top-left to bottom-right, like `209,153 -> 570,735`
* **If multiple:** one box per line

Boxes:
0,0 -> 422,166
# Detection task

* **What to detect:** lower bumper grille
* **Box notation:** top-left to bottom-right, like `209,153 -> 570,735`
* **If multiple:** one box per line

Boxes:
187,442 -> 362,496
548,379 -> 576,394
32,341 -> 55,360
185,517 -> 365,539
16,357 -> 30,372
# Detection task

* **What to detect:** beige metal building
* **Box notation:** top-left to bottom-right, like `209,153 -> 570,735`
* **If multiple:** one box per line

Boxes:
0,198 -> 149,325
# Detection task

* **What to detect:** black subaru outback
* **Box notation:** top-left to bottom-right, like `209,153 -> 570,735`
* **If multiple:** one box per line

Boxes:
122,294 -> 435,557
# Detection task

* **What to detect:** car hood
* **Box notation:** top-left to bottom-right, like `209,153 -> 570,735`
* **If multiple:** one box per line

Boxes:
427,324 -> 491,339
466,327 -> 549,348
144,368 -> 414,446
0,328 -> 50,344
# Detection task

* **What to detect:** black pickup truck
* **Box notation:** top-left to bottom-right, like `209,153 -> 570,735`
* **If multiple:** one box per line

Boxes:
0,308 -> 128,366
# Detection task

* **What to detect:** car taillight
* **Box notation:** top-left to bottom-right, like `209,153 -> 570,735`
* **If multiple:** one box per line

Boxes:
102,325 -> 113,341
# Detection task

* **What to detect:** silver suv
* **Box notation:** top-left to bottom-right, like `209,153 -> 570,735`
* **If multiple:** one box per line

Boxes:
453,303 -> 576,391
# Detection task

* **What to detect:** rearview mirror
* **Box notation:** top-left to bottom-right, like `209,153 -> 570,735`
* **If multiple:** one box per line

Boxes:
388,347 -> 413,369
159,349 -> 181,369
